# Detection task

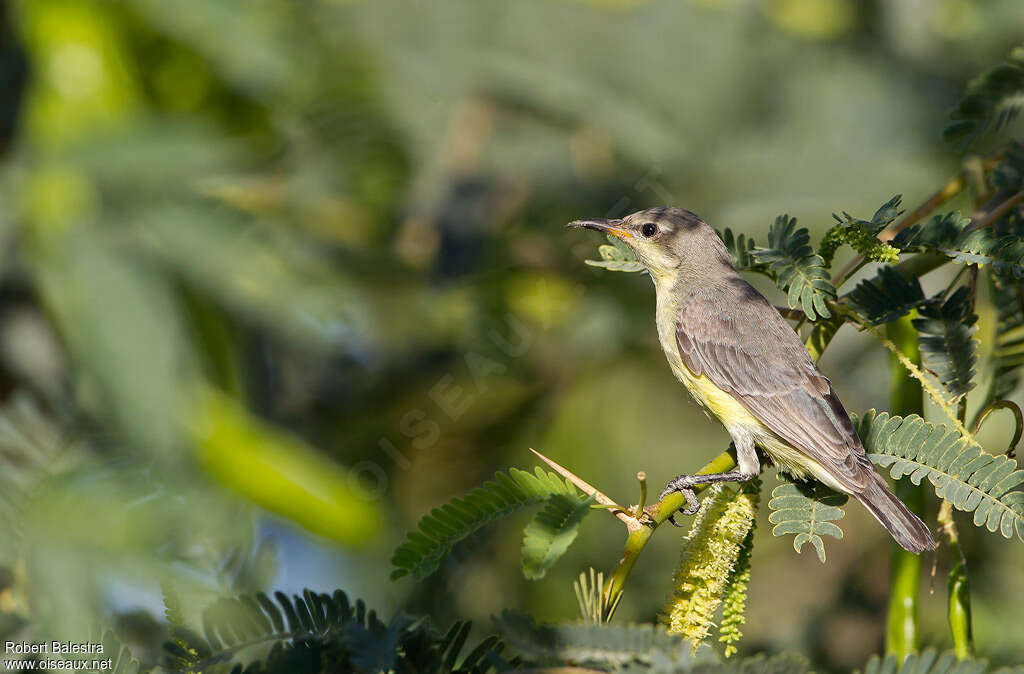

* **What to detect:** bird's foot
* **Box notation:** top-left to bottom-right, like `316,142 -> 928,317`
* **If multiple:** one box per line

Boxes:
659,475 -> 701,526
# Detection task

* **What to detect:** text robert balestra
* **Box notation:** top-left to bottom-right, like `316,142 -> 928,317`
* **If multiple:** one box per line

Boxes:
5,641 -> 105,654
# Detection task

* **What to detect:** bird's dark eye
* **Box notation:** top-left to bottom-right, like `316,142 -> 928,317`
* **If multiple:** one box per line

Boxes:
641,222 -> 657,238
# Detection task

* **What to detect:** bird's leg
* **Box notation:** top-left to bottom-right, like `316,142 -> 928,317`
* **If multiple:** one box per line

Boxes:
661,438 -> 759,526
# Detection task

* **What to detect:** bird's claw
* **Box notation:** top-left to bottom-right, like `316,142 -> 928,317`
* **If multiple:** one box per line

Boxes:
660,474 -> 701,525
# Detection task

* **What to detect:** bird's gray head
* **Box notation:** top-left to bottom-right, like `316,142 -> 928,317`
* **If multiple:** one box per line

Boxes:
567,207 -> 734,282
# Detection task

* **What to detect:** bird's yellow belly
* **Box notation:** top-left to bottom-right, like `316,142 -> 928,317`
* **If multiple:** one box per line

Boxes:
670,358 -> 848,492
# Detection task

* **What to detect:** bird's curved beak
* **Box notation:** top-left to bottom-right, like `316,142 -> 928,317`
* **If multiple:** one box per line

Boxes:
566,218 -> 632,239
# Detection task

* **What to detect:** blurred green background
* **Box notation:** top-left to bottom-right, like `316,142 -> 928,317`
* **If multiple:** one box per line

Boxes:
0,0 -> 1022,670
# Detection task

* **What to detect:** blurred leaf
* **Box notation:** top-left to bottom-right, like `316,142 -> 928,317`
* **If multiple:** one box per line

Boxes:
33,230 -> 191,453
859,648 -> 1020,674
97,629 -> 143,674
521,493 -> 592,580
192,388 -> 380,546
494,611 -> 694,670
391,467 -> 581,581
18,0 -> 140,148
944,46 -> 1024,149
134,204 -> 369,347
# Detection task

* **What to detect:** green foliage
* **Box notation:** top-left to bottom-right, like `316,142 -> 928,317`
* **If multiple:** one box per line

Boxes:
892,211 -> 973,250
914,287 -> 979,399
164,588 -> 504,674
856,410 -> 1024,540
944,46 -> 1024,148
495,611 -> 694,670
521,493 -> 594,580
686,653 -> 813,674
391,467 -> 582,580
753,215 -> 836,320
843,266 -> 925,325
717,228 -> 767,273
892,211 -> 1024,279
944,229 -> 1024,280
990,275 -> 1024,401
859,648 -> 1024,674
94,629 -> 143,674
819,195 -> 904,267
991,141 -> 1024,193
496,612 -> 817,673
586,234 -> 645,272
767,479 -> 847,563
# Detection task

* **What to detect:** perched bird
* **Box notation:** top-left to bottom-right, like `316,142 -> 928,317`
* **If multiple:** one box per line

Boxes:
568,207 -> 936,553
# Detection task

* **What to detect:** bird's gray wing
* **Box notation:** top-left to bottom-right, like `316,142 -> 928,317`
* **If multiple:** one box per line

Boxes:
675,285 -> 872,491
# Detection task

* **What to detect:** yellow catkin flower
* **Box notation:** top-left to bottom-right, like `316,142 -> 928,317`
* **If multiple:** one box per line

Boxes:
718,527 -> 755,657
661,482 -> 759,653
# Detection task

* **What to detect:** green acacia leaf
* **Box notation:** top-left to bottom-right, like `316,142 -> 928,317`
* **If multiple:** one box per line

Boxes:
752,215 -> 836,321
391,467 -> 580,580
843,266 -> 925,325
856,410 -> 1024,541
521,493 -> 593,580
768,480 -> 846,563
943,45 -> 1024,149
914,287 -> 979,399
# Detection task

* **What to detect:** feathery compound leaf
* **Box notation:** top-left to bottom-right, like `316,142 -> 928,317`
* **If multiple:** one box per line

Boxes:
944,46 -> 1024,149
843,267 -> 925,325
991,140 -> 1024,193
914,287 -> 979,399
753,215 -> 836,321
585,234 -> 644,272
943,228 -> 1024,280
391,467 -> 579,581
717,228 -> 767,274
495,611 -> 693,669
990,276 -> 1024,401
662,482 -> 759,653
167,589 -> 358,671
892,211 -> 972,250
858,648 -> 1022,674
892,211 -> 1024,280
167,588 -> 506,674
97,630 -> 142,674
819,195 -> 904,267
521,493 -> 593,580
768,479 -> 846,563
855,410 -> 1024,541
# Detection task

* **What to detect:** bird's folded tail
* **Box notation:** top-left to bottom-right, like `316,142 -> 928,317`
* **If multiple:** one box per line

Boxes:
854,471 -> 937,553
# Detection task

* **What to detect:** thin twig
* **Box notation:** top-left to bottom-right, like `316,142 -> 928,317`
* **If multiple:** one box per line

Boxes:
966,189 -> 1024,232
860,323 -> 979,445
